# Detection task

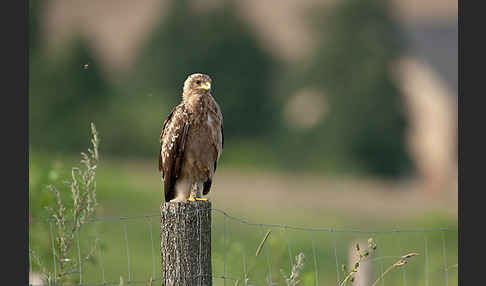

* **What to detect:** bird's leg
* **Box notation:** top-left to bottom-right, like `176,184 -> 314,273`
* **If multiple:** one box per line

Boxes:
195,182 -> 208,201
188,182 -> 197,202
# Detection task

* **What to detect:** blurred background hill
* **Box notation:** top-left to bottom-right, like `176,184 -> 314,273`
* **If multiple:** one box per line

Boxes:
29,0 -> 457,284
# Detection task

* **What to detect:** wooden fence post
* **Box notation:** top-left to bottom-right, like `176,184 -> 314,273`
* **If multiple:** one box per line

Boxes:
160,201 -> 212,286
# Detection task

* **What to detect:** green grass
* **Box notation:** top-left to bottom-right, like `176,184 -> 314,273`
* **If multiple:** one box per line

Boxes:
29,151 -> 458,286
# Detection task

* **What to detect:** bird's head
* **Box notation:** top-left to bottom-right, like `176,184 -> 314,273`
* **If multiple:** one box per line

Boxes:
182,73 -> 212,100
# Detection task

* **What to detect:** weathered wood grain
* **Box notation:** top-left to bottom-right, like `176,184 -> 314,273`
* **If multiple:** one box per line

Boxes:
160,201 -> 212,286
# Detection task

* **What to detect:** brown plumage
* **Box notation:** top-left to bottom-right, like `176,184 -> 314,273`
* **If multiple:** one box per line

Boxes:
159,73 -> 224,202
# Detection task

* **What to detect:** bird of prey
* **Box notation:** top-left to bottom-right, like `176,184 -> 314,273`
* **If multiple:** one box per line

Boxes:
159,73 -> 224,202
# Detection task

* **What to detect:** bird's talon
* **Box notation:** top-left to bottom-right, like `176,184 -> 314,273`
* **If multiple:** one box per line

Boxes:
188,195 -> 196,202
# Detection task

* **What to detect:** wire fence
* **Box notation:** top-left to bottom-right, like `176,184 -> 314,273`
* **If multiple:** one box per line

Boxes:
29,208 -> 458,286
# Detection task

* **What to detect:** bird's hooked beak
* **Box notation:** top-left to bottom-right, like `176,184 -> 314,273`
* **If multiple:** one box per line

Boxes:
198,81 -> 211,91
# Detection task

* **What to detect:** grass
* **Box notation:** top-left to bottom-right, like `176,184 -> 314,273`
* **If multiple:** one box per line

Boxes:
29,149 -> 457,286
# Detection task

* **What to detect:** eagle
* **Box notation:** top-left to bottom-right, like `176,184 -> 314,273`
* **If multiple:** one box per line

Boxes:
159,73 -> 224,202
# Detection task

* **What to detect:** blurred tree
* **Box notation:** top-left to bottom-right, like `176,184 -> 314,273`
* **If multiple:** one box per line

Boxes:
278,0 -> 412,177
135,0 -> 281,141
29,39 -> 114,154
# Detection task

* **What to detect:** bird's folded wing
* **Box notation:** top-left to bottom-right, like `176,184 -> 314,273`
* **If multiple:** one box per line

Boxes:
159,104 -> 190,202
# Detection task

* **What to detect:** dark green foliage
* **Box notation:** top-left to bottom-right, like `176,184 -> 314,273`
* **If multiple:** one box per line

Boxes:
136,0 -> 281,140
278,0 -> 411,177
29,39 -> 113,154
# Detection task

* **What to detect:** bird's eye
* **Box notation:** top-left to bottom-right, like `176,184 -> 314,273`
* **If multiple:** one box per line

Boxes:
196,80 -> 201,85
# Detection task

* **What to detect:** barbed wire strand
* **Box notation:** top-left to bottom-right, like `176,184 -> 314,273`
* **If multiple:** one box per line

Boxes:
333,235 -> 340,286
374,235 -> 385,286
122,222 -> 132,283
147,217 -> 156,280
424,234 -> 429,286
32,209 -> 457,234
204,207 -> 210,285
283,227 -> 293,273
242,222 -> 248,286
211,208 -> 218,285
311,235 -> 319,286
77,231 -> 83,284
94,226 -> 106,285
441,231 -> 449,286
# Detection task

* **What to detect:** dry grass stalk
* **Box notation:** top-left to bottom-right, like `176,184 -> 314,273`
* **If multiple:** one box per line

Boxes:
371,253 -> 419,286
256,230 -> 272,257
339,238 -> 377,286
34,122 -> 101,285
280,253 -> 305,286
